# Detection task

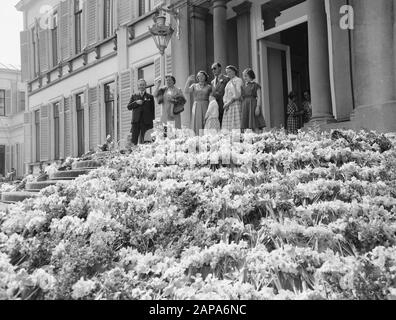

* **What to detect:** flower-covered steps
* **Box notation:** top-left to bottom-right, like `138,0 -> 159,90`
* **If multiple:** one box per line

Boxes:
1,159 -> 103,205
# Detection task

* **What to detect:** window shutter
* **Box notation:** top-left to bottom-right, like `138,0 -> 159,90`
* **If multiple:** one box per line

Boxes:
40,104 -> 50,161
18,91 -> 26,113
118,0 -> 132,25
59,98 -> 65,160
88,87 -> 100,150
86,0 -> 98,46
119,69 -> 132,140
24,112 -> 32,163
5,90 -> 11,116
59,0 -> 71,61
39,28 -> 50,73
84,88 -> 90,154
64,96 -> 72,157
166,53 -> 172,75
20,30 -> 31,81
5,146 -> 10,174
11,82 -> 18,115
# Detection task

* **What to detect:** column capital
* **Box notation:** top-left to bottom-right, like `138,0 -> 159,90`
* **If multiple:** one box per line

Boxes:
190,6 -> 209,20
212,0 -> 229,10
232,1 -> 252,16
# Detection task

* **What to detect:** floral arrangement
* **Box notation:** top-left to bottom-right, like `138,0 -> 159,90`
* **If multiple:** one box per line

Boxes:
0,129 -> 395,300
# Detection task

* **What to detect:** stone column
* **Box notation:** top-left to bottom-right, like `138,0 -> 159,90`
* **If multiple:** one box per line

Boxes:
307,0 -> 334,123
351,0 -> 396,132
190,6 -> 209,73
212,0 -> 228,67
233,1 -> 252,72
171,4 -> 192,128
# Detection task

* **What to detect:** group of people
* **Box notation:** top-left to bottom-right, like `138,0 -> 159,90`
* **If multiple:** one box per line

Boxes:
127,61 -> 312,145
286,90 -> 312,134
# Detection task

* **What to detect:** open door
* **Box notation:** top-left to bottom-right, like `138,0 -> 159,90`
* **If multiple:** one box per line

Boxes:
259,40 -> 293,129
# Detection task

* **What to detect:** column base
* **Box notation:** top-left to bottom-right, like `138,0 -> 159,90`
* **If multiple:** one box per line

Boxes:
305,115 -> 335,128
351,101 -> 396,133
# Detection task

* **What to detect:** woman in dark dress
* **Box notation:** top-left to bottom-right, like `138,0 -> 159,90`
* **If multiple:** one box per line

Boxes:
241,68 -> 265,132
287,91 -> 302,134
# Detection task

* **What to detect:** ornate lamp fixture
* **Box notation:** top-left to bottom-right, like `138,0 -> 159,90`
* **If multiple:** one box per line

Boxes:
149,9 -> 175,55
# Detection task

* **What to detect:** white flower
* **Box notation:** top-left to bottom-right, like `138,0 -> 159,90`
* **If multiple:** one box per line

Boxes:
71,278 -> 97,299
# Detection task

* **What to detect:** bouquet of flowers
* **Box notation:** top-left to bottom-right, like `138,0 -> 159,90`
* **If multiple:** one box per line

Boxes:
170,93 -> 187,115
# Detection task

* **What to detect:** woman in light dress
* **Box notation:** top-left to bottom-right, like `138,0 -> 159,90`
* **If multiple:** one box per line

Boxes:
222,65 -> 243,131
154,75 -> 184,129
184,71 -> 212,135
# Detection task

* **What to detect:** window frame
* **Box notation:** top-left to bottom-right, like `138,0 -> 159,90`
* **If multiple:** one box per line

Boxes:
103,0 -> 114,39
137,63 -> 155,94
0,90 -> 5,116
53,102 -> 60,160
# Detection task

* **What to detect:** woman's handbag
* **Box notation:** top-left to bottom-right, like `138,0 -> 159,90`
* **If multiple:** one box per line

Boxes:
173,103 -> 185,115
255,107 -> 266,129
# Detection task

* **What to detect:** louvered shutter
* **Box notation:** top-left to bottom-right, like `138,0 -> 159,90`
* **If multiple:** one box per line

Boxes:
86,0 -> 98,46
24,112 -> 32,163
40,104 -> 50,161
64,97 -> 72,157
59,0 -> 71,61
119,69 -> 132,140
166,53 -> 172,75
5,90 -> 11,116
39,28 -> 50,73
84,88 -> 90,153
20,30 -> 31,81
59,98 -> 65,160
11,82 -> 17,115
5,146 -> 10,174
118,0 -> 132,25
88,87 -> 99,150
18,91 -> 26,113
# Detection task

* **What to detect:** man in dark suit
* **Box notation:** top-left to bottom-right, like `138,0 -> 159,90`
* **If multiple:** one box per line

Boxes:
127,79 -> 155,145
211,62 -> 229,125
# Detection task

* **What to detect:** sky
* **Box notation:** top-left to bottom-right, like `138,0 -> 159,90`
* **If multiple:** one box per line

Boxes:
0,0 -> 23,68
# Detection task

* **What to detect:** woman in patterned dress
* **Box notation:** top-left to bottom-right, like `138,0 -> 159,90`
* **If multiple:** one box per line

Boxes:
241,68 -> 264,132
222,65 -> 243,131
184,71 -> 212,135
287,91 -> 301,134
154,75 -> 184,129
204,94 -> 221,132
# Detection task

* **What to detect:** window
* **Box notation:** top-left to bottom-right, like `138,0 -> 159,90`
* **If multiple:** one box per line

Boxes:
35,110 -> 40,162
54,102 -> 60,160
0,90 -> 5,116
76,93 -> 85,157
104,0 -> 114,39
52,12 -> 59,66
104,82 -> 118,140
138,64 -> 155,94
74,0 -> 83,54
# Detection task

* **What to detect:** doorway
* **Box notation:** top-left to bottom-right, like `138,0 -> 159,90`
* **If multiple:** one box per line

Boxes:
259,22 -> 310,129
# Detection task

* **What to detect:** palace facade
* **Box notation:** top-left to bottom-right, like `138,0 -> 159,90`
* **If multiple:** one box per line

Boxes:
17,0 -> 396,172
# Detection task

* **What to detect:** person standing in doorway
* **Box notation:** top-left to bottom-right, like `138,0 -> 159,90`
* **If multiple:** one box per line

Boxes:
127,79 -> 155,145
211,62 -> 229,126
286,91 -> 303,134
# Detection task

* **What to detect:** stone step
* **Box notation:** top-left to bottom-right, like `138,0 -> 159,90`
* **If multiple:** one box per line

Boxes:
49,169 -> 90,180
25,180 -> 72,191
1,191 -> 38,203
72,160 -> 102,170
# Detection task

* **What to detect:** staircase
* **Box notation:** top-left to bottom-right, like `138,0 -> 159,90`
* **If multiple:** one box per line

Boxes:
0,159 -> 103,206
